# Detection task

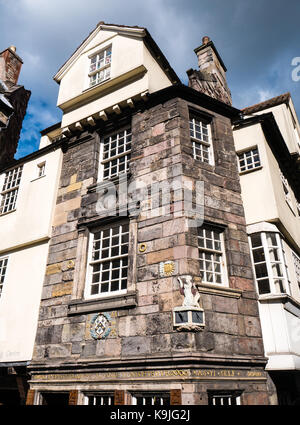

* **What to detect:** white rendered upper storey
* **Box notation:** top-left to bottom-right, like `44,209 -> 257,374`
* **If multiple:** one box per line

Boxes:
233,93 -> 300,251
0,125 -> 62,252
233,94 -> 300,370
0,125 -> 62,364
54,23 -> 180,128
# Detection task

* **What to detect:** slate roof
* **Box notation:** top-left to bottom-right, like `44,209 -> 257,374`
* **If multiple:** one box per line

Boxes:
242,92 -> 291,115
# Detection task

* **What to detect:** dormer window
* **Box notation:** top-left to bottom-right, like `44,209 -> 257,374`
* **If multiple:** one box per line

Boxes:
89,47 -> 112,87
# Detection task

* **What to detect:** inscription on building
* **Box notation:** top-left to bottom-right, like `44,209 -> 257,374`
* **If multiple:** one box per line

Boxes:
32,368 -> 264,382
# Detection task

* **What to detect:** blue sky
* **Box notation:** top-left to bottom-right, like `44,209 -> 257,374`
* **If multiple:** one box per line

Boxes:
0,0 -> 299,159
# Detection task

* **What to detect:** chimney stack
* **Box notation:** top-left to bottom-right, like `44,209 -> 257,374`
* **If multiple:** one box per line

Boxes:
0,46 -> 23,86
186,37 -> 232,105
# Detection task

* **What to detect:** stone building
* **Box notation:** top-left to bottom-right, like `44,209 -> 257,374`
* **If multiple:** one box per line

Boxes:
25,24 -> 275,405
0,46 -> 31,168
0,46 -> 39,405
0,123 -> 62,404
233,93 -> 300,404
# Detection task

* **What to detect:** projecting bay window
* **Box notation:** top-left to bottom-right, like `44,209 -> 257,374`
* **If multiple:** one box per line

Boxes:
85,221 -> 129,299
0,165 -> 23,214
198,225 -> 228,286
189,114 -> 213,165
100,128 -> 131,180
237,147 -> 261,173
89,46 -> 112,87
0,256 -> 8,297
249,232 -> 290,295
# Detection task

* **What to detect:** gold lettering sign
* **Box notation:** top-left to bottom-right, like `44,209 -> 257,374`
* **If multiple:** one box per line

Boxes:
32,368 -> 265,382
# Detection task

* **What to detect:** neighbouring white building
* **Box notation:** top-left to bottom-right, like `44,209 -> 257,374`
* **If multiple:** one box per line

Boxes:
0,124 -> 62,404
233,93 -> 300,404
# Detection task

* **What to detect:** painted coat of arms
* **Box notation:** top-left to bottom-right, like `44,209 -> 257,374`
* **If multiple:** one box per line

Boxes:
90,312 -> 111,340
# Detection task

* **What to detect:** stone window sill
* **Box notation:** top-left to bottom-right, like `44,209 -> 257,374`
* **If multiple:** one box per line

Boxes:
0,208 -> 16,217
31,174 -> 46,183
67,291 -> 137,315
239,165 -> 263,176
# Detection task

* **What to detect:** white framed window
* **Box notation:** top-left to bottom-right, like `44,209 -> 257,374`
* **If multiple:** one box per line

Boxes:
292,251 -> 300,289
0,256 -> 8,297
280,171 -> 294,213
100,128 -> 131,180
189,115 -> 214,165
237,147 -> 261,172
84,393 -> 114,406
198,225 -> 228,285
85,221 -> 129,299
37,162 -> 46,177
0,165 -> 23,214
249,232 -> 290,295
208,393 -> 241,406
132,393 -> 170,406
88,46 -> 112,88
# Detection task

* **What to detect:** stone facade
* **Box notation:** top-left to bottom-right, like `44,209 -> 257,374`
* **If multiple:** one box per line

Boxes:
28,89 -> 275,405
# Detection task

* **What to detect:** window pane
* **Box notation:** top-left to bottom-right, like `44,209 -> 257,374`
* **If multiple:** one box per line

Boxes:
257,279 -> 270,294
0,166 -> 23,215
252,248 -> 265,263
238,148 -> 261,172
101,129 -> 131,180
89,223 -> 129,297
254,263 -> 268,278
198,226 -> 225,285
0,257 -> 8,296
266,233 -> 277,247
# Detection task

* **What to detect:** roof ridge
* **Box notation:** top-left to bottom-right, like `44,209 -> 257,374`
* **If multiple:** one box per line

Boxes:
242,92 -> 291,114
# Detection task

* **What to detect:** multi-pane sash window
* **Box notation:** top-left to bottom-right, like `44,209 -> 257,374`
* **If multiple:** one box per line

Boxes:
87,222 -> 129,298
37,162 -> 46,177
0,166 -> 23,214
84,393 -> 114,406
208,393 -> 241,406
292,251 -> 300,289
238,148 -> 261,172
189,115 -> 213,164
198,226 -> 227,285
101,128 -> 131,180
0,256 -> 8,297
249,232 -> 289,295
89,47 -> 112,87
280,171 -> 294,212
132,393 -> 170,406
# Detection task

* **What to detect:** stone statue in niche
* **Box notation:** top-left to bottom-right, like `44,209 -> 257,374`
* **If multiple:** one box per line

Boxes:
173,275 -> 205,331
177,275 -> 201,308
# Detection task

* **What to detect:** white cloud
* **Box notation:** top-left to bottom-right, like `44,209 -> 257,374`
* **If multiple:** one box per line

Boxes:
1,0 -> 299,157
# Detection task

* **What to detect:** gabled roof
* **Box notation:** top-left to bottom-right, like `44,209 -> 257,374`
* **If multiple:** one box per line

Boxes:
54,22 -> 180,85
242,92 -> 291,115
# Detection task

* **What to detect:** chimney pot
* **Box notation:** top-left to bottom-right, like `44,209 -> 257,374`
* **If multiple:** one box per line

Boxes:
202,36 -> 210,45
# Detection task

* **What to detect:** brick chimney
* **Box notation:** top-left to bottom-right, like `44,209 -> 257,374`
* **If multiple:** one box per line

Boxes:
186,37 -> 232,105
0,46 -> 23,86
